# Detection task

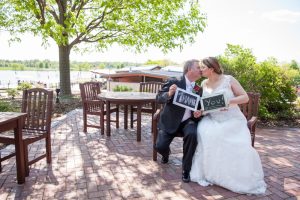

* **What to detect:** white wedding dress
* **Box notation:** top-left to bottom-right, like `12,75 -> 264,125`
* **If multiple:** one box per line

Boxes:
190,75 -> 266,194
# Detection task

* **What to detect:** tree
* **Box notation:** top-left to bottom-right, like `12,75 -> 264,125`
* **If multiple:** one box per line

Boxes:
290,60 -> 299,71
145,59 -> 177,66
218,44 -> 259,92
1,0 -> 206,95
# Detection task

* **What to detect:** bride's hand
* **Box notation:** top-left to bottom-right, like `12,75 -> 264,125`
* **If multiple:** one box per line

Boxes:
193,110 -> 202,118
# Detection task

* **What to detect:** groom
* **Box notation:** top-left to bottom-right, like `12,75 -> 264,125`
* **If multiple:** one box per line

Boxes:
155,59 -> 202,182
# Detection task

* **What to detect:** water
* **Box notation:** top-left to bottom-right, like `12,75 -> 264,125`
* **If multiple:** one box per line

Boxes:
0,70 -> 96,88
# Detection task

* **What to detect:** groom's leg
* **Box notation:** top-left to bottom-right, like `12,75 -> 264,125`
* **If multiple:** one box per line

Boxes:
181,119 -> 198,172
155,129 -> 174,159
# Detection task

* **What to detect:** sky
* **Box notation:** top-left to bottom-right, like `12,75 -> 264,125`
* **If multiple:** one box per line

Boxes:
0,0 -> 299,64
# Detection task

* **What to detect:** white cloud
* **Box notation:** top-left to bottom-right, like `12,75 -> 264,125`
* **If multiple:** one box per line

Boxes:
262,9 -> 300,23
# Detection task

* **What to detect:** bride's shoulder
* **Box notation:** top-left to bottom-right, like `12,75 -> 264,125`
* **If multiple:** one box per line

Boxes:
223,74 -> 235,82
223,74 -> 233,79
224,74 -> 239,82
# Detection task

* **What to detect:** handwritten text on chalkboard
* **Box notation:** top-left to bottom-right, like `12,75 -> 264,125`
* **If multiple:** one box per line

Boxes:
173,88 -> 200,111
200,93 -> 228,113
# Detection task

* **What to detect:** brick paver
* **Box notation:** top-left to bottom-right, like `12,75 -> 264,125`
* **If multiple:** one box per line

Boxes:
0,109 -> 299,199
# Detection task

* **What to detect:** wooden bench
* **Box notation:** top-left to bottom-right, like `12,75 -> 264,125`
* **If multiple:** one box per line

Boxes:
152,92 -> 260,161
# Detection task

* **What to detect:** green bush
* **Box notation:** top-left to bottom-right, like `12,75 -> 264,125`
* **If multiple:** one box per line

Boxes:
17,82 -> 32,91
113,85 -> 133,92
0,100 -> 17,112
296,97 -> 300,109
6,88 -> 19,99
219,44 -> 298,120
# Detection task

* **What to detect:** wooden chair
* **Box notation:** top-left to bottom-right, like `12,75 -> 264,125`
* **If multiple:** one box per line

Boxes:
130,82 -> 163,128
79,82 -> 119,134
0,88 -> 53,175
152,92 -> 260,161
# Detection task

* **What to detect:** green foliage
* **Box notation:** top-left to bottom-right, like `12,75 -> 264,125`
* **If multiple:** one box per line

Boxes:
17,82 -> 32,91
289,60 -> 299,71
218,44 -> 258,92
0,100 -> 16,112
6,88 -> 18,99
219,44 -> 298,120
296,97 -> 300,109
0,0 -> 206,95
113,85 -> 133,92
145,59 -> 177,67
0,59 -> 140,71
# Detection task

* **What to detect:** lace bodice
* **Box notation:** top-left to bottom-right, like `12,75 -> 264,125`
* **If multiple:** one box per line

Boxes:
201,75 -> 245,122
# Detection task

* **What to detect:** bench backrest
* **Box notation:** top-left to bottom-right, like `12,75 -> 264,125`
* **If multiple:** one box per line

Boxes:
239,92 -> 260,120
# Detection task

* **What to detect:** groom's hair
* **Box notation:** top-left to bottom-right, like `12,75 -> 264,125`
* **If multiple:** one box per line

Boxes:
183,59 -> 200,75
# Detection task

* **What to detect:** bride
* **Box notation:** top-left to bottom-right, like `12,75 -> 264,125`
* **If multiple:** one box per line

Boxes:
190,57 -> 266,194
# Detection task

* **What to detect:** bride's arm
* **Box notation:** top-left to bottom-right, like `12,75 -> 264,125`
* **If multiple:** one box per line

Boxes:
229,76 -> 249,105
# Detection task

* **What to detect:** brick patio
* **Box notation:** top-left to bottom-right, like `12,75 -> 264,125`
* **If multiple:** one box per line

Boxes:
0,109 -> 299,199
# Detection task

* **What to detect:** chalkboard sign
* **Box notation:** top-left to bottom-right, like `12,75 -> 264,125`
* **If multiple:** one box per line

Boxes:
200,92 -> 228,114
173,88 -> 200,111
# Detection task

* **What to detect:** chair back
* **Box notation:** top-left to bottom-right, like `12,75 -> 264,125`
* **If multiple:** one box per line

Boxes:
79,82 -> 102,112
139,82 -> 163,93
21,88 -> 53,132
239,92 -> 260,120
80,82 -> 101,101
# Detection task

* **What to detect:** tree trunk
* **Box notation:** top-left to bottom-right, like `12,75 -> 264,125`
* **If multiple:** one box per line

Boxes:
58,45 -> 71,96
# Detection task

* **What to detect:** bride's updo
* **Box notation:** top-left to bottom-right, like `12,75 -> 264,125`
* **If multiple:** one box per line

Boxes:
201,57 -> 223,75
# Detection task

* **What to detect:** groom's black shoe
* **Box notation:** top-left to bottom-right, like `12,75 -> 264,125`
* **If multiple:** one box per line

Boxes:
161,149 -> 171,164
182,170 -> 190,183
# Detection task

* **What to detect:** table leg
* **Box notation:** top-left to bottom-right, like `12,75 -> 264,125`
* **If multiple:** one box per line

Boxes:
151,102 -> 155,134
14,117 -> 25,184
137,104 -> 142,142
124,105 -> 128,129
106,100 -> 111,137
100,100 -> 105,135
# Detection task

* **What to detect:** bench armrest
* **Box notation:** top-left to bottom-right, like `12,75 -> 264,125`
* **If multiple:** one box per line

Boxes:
247,116 -> 257,133
153,109 -> 161,121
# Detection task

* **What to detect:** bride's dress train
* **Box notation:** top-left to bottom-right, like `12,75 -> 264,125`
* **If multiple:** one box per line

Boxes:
190,75 -> 266,194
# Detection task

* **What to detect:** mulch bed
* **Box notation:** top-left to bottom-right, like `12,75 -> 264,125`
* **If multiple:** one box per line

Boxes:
258,119 -> 300,128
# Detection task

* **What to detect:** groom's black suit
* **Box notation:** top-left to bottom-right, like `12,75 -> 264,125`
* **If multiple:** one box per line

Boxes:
155,76 -> 202,173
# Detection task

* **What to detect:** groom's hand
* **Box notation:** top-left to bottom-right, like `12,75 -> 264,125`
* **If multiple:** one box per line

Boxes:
168,84 -> 177,97
193,110 -> 202,118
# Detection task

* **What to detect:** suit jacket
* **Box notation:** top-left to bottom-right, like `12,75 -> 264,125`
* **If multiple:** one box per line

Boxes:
156,76 -> 202,134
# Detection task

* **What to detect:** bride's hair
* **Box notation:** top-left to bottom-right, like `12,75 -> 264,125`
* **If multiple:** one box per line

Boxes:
201,57 -> 223,75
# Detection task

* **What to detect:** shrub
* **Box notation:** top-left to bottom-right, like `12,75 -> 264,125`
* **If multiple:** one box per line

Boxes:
113,85 -> 133,92
0,100 -> 17,112
296,97 -> 300,109
6,88 -> 19,99
17,82 -> 32,91
219,44 -> 298,120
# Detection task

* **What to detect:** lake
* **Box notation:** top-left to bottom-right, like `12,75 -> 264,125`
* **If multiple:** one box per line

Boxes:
0,70 -> 96,88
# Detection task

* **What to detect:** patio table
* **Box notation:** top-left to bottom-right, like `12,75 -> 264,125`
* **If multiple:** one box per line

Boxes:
98,91 -> 157,141
0,112 -> 26,184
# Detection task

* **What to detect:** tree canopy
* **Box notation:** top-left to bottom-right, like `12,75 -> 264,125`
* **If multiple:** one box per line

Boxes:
0,0 -> 207,95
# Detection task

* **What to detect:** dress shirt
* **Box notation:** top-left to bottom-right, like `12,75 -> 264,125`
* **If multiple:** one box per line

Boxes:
181,76 -> 195,122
